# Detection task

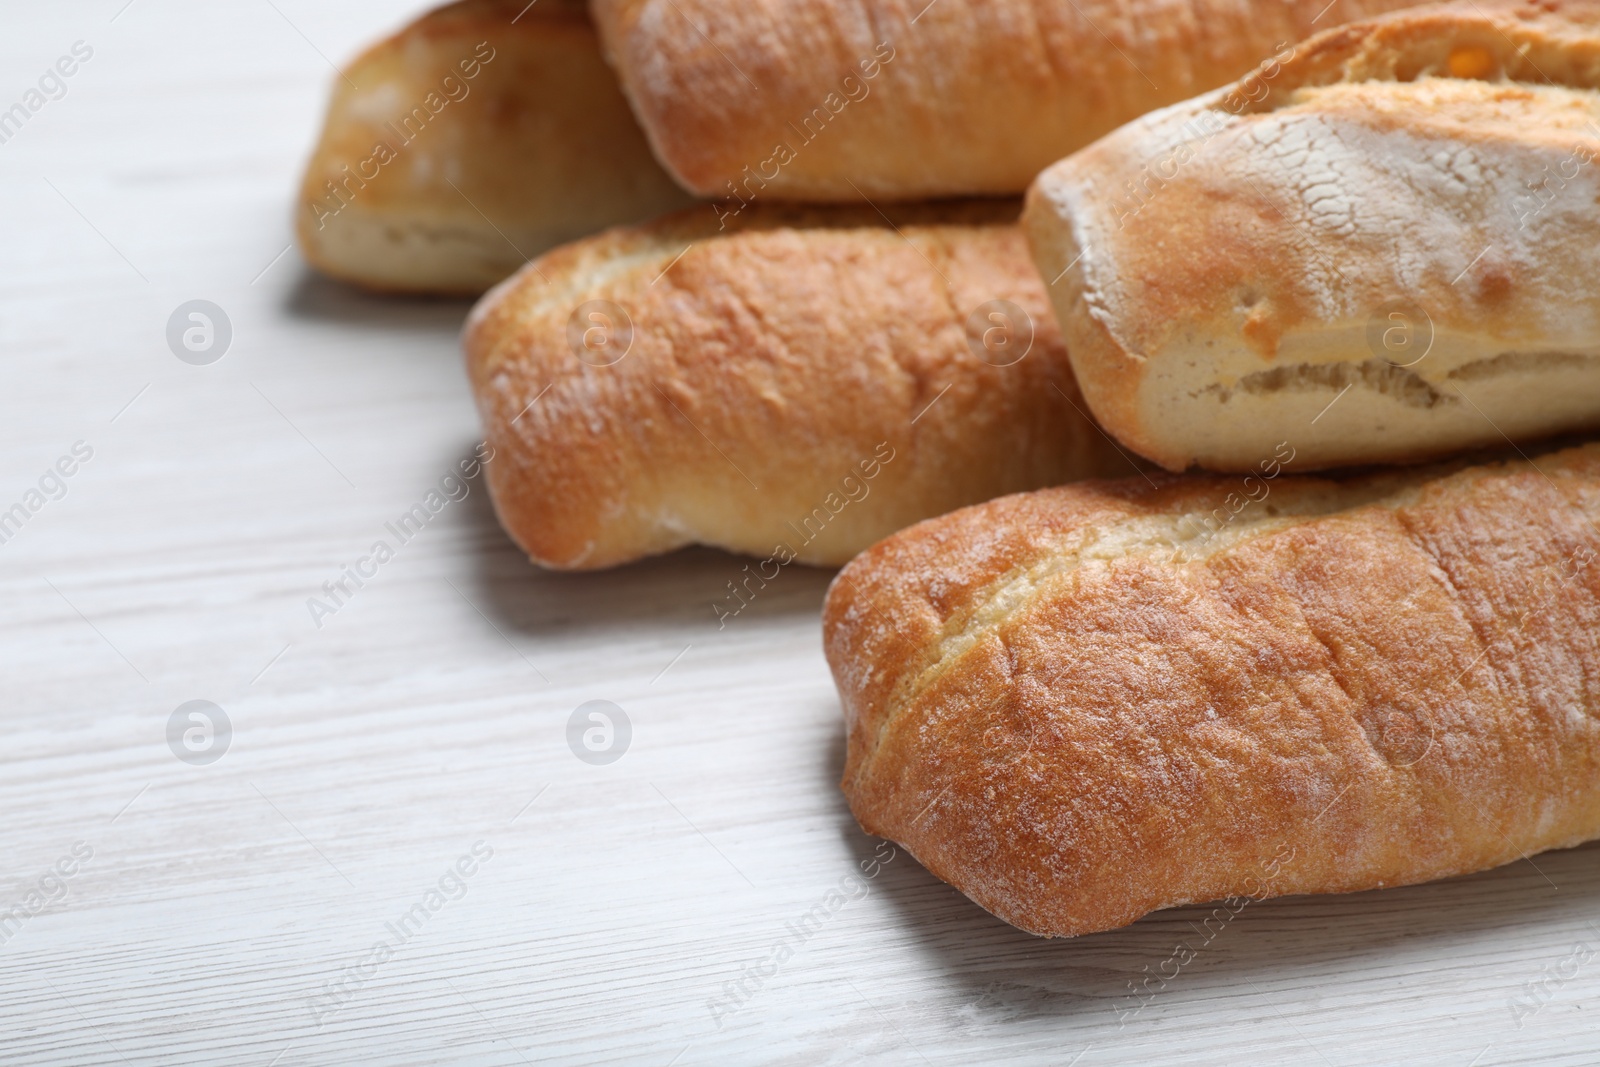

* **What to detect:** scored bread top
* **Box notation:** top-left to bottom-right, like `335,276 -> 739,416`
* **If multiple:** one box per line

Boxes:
825,442 -> 1600,935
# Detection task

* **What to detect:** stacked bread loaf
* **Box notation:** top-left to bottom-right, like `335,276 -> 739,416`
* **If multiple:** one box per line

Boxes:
298,0 -> 1600,938
463,201 -> 1139,569
1026,0 -> 1600,471
297,0 -> 693,294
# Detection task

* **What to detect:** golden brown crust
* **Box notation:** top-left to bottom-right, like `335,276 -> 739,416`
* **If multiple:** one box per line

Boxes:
591,0 -> 1427,200
1026,0 -> 1600,472
296,0 -> 692,296
462,200 -> 1140,570
825,441 -> 1600,936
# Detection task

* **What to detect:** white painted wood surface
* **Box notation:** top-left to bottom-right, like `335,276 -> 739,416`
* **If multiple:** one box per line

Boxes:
2,3 -> 1596,1064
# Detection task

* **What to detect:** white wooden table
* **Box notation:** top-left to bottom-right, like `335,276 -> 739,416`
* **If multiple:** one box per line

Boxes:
2,3 -> 1596,1064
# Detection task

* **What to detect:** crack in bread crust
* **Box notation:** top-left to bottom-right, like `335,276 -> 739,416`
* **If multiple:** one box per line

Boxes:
1204,358 -> 1457,407
1199,351 -> 1600,407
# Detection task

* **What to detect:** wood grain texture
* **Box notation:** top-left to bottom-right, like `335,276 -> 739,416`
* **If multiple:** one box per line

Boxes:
0,2 -> 1597,1065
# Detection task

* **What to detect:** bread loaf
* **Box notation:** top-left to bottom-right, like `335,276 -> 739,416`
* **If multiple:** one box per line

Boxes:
296,0 -> 693,295
824,441 -> 1600,937
463,201 -> 1139,571
1026,0 -> 1600,472
590,0 -> 1426,202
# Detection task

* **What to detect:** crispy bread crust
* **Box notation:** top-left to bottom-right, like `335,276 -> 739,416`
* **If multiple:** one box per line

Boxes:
591,0 -> 1426,200
1026,0 -> 1600,471
825,442 -> 1600,936
463,200 -> 1138,570
296,0 -> 692,295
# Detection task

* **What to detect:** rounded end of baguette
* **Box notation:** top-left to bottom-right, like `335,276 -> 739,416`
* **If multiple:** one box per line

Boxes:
294,0 -> 694,296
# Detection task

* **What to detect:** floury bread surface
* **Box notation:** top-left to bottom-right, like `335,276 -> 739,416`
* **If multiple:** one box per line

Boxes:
463,201 -> 1137,571
296,0 -> 692,295
824,443 -> 1600,937
590,0 -> 1426,202
1026,0 -> 1600,472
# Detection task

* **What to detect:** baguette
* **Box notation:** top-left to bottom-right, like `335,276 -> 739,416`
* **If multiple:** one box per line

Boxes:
589,0 -> 1426,202
296,0 -> 692,295
463,201 -> 1138,571
1026,0 -> 1600,472
824,441 -> 1600,937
